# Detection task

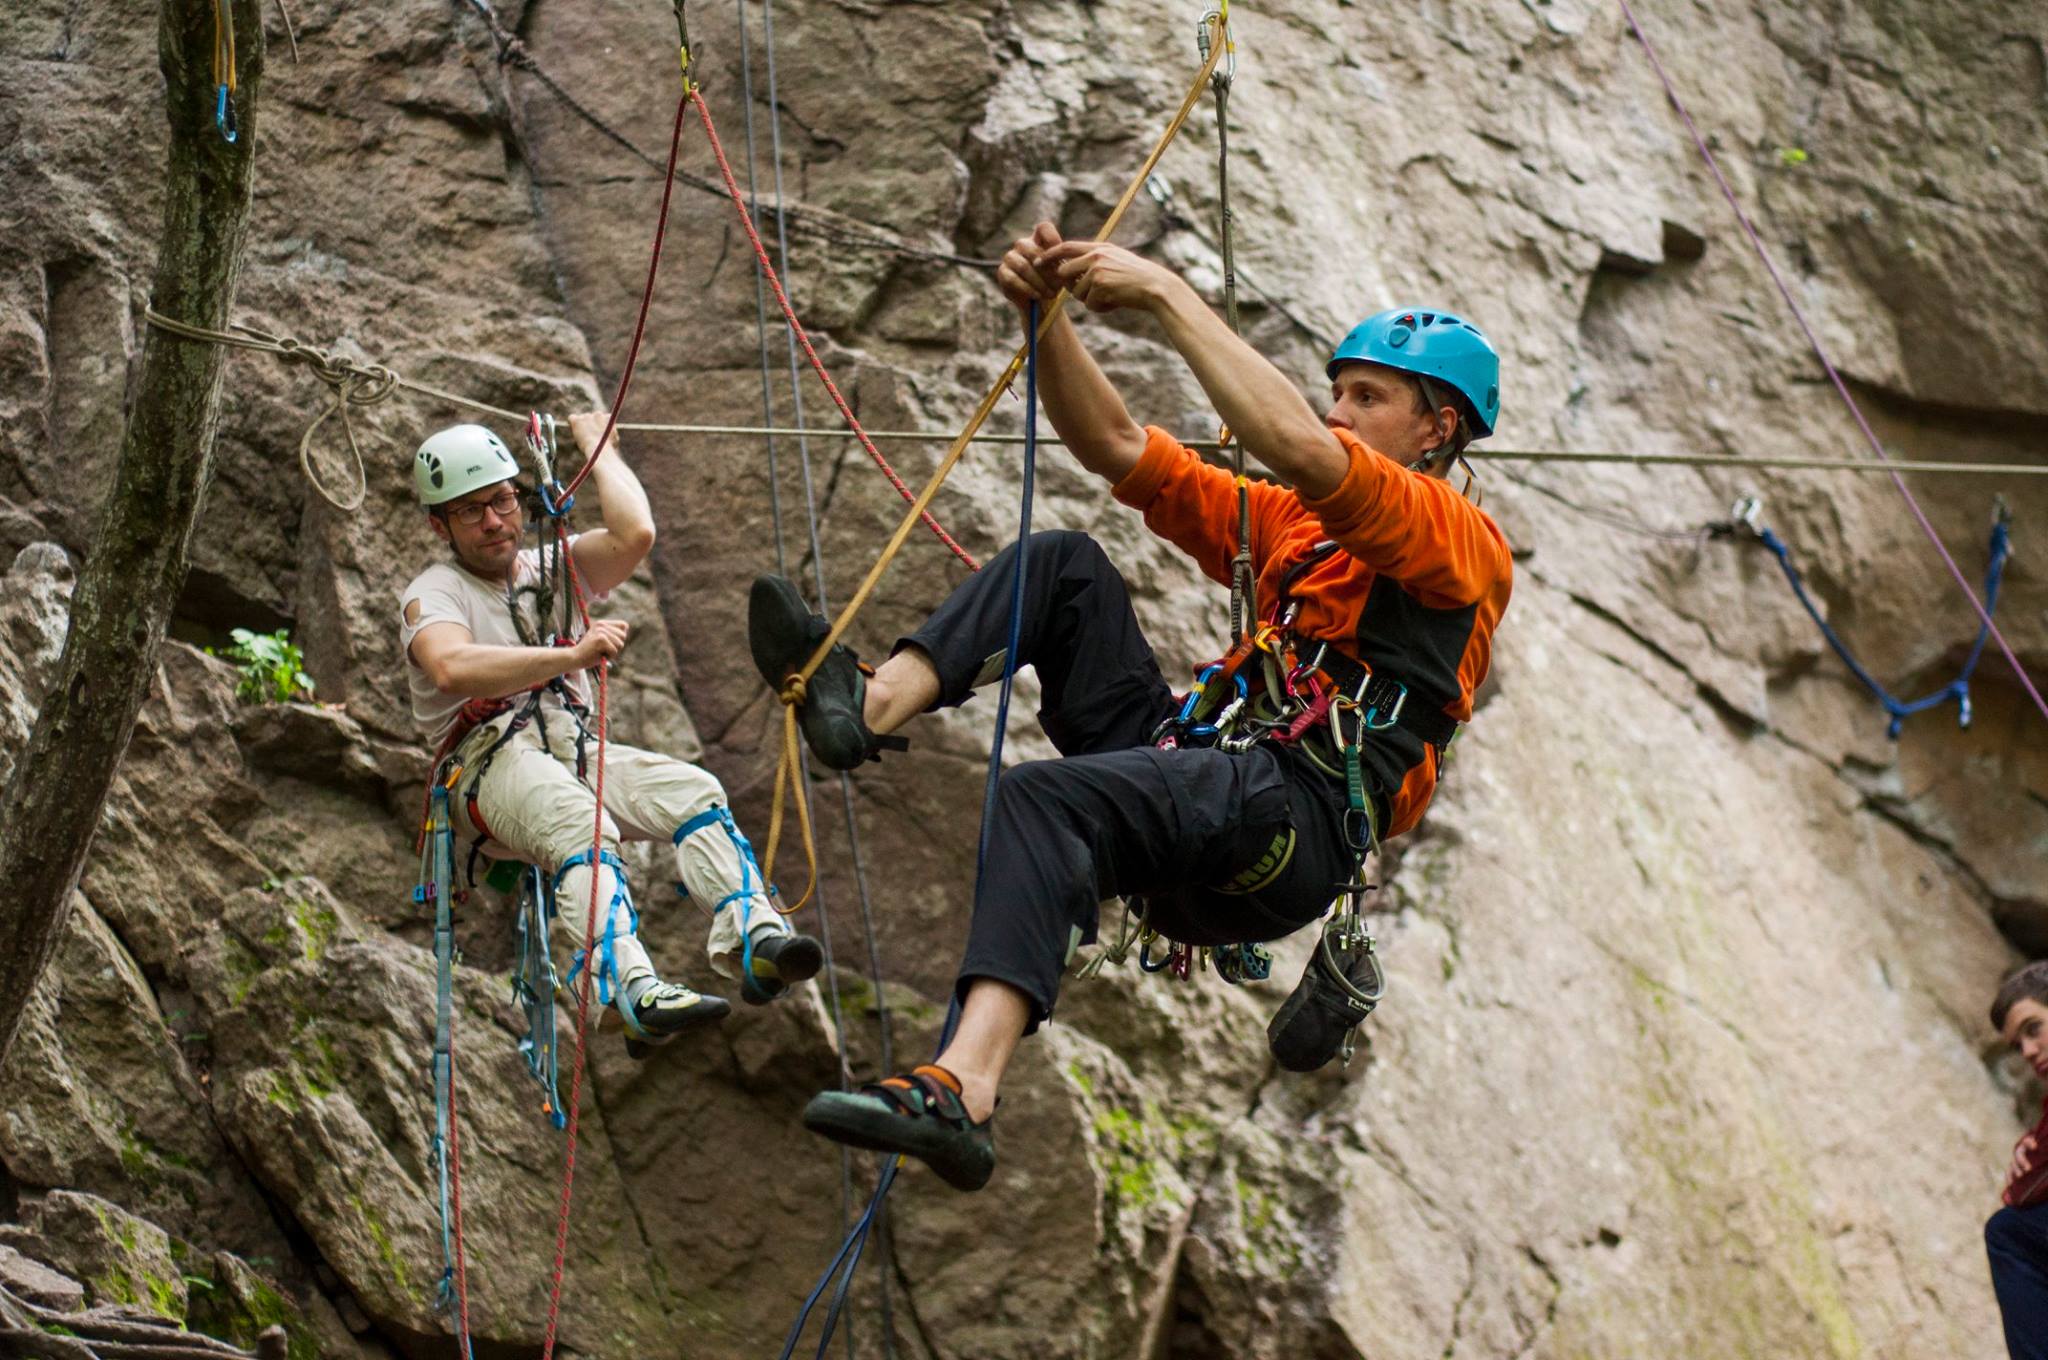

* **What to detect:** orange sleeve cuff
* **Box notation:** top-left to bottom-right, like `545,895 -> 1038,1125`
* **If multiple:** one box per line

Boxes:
1110,426 -> 1190,511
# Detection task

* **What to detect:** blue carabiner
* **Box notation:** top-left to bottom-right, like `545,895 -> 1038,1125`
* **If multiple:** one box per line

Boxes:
215,85 -> 237,143
537,481 -> 574,518
1362,680 -> 1407,732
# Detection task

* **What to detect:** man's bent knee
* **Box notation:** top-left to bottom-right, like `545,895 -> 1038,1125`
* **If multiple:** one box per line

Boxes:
1989,1206 -> 2031,1256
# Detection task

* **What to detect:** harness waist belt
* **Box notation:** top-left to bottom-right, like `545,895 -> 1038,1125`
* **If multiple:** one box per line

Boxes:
1304,643 -> 1461,748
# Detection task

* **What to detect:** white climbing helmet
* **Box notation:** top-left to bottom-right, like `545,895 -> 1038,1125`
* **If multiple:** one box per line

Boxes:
413,424 -> 522,507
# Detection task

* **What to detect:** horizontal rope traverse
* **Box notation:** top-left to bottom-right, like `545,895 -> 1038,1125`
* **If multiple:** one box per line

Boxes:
137,310 -> 977,557
606,424 -> 2048,477
131,311 -> 2048,483
1617,0 -> 2048,728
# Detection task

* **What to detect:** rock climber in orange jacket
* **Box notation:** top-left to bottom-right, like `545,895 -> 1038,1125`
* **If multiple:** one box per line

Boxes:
750,221 -> 1512,1190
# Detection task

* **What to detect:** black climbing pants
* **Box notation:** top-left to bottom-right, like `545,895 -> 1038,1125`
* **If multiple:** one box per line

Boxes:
897,530 -> 1366,1030
1989,1205 -> 2048,1360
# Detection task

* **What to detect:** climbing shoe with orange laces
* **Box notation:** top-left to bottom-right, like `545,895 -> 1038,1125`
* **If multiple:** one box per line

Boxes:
747,574 -> 907,771
801,1064 -> 995,1191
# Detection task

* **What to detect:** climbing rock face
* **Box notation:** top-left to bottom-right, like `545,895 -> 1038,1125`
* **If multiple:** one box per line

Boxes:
1,1 -> 2044,1358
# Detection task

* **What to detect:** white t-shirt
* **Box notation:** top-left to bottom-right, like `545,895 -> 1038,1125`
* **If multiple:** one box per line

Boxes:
398,543 -> 592,746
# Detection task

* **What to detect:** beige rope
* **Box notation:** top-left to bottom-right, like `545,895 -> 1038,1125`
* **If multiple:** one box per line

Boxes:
140,314 -> 2048,483
142,307 -> 537,512
610,422 -> 2048,477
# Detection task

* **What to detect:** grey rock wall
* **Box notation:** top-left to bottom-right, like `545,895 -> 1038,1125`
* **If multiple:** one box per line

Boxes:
1,0 -> 2043,1356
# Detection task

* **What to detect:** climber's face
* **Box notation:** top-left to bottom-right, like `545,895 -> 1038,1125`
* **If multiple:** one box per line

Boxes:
430,480 -> 524,580
1324,362 -> 1457,476
2007,998 -> 2048,1081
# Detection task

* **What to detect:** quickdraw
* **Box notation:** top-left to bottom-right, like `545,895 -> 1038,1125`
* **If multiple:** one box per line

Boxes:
511,863 -> 567,1130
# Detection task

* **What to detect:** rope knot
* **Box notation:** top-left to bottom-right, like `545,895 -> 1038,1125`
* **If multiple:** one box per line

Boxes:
778,675 -> 807,707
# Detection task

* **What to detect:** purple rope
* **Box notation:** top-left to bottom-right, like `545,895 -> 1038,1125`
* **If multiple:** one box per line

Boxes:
1614,0 -> 2047,727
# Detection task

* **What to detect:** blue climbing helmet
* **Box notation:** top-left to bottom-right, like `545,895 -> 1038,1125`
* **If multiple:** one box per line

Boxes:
1326,307 -> 1500,440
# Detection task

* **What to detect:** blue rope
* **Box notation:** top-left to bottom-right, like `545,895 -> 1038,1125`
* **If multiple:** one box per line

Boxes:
420,786 -> 474,1359
1757,511 -> 2012,738
779,302 -> 1041,1360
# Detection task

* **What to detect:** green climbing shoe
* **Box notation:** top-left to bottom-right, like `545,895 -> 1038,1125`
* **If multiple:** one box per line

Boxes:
802,1065 -> 995,1192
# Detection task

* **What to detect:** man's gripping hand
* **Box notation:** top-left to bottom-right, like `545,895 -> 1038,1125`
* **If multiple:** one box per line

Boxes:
566,410 -> 618,470
996,221 -> 1067,319
572,618 -> 630,670
1045,240 -> 1181,316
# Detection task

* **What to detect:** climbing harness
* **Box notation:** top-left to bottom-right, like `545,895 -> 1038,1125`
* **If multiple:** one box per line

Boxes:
1723,495 -> 2016,738
413,408 -> 595,1354
1616,0 -> 2047,731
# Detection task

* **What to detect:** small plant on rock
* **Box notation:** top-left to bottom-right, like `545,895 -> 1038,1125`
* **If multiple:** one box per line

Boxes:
212,628 -> 314,705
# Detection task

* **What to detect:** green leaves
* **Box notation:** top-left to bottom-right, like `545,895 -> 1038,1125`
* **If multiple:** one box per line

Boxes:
211,627 -> 315,704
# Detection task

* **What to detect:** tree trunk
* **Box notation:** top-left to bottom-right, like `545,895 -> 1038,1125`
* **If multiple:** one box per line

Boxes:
0,0 -> 263,1067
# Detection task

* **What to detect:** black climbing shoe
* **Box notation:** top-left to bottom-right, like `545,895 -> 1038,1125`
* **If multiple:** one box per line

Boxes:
1266,921 -> 1385,1073
619,980 -> 730,1048
740,930 -> 825,1005
748,574 -> 906,771
802,1065 -> 995,1192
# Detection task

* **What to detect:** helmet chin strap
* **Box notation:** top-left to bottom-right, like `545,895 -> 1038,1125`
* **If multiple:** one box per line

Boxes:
1406,413 -> 1456,472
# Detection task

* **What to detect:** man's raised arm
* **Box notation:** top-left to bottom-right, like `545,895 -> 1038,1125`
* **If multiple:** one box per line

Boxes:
1044,240 -> 1349,498
997,223 -> 1149,485
566,411 -> 657,596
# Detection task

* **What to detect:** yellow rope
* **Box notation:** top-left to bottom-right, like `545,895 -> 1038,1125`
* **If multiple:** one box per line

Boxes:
757,11 -> 1236,893
760,685 -> 819,915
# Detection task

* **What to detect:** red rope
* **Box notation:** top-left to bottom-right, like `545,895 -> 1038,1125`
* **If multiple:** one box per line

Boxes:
446,1022 -> 475,1358
1615,0 -> 2047,727
562,88 -> 692,501
539,525 -> 605,1360
693,94 -> 981,570
450,81 -> 689,1360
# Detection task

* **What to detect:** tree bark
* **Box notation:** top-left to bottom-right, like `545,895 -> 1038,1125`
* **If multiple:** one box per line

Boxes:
0,0 -> 263,1067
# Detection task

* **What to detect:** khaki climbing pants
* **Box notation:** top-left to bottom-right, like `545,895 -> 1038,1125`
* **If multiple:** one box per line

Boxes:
448,708 -> 785,993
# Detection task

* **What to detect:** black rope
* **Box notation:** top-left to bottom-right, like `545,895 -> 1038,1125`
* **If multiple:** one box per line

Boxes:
733,11 -> 864,1360
753,0 -> 902,1346
454,0 -> 994,272
1204,14 -> 1255,645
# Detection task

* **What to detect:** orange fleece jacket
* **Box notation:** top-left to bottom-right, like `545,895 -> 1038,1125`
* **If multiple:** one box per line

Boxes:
1113,425 -> 1511,836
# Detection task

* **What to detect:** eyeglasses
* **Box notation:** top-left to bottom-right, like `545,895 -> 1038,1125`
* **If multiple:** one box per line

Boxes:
444,489 -> 523,527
